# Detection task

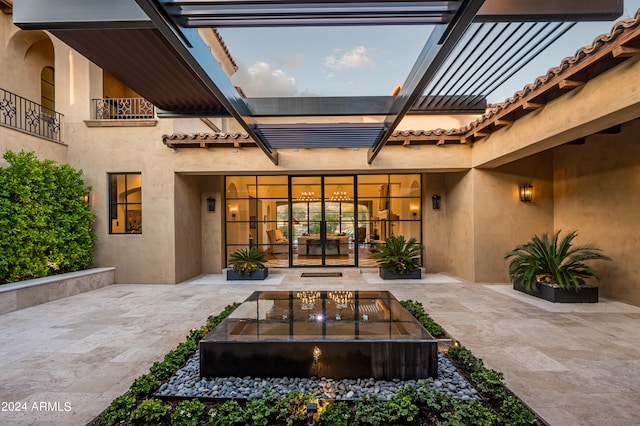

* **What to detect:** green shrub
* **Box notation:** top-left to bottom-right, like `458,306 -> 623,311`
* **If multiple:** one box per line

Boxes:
440,399 -> 500,426
171,399 -> 205,426
447,345 -> 484,372
318,401 -> 351,426
354,394 -> 389,425
416,383 -> 452,412
246,396 -> 276,426
129,374 -> 162,397
400,299 -> 444,337
97,394 -> 136,426
448,344 -> 508,400
274,390 -> 314,426
129,399 -> 170,424
500,397 -> 539,426
387,386 -> 419,423
208,400 -> 248,426
471,368 -> 506,399
0,150 -> 96,284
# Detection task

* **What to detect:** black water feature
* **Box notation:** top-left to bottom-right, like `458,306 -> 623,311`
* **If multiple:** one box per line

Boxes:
199,291 -> 438,380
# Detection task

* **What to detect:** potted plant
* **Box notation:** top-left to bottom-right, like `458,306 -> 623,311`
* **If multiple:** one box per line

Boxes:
374,235 -> 424,279
227,247 -> 269,280
504,230 -> 611,303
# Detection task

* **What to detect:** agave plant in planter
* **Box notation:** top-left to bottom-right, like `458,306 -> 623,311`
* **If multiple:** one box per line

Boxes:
227,247 -> 268,280
374,235 -> 424,279
504,230 -> 611,302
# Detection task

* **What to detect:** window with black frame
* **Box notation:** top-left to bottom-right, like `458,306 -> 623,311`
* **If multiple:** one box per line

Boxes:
108,172 -> 142,234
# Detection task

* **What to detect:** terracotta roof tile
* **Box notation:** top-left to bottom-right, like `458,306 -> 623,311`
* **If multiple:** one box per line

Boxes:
211,28 -> 238,71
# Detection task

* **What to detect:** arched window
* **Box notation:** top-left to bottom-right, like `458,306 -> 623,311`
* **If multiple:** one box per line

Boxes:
41,66 -> 55,115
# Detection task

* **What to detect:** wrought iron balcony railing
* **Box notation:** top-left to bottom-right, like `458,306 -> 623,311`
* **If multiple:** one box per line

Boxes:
92,97 -> 155,120
0,88 -> 63,142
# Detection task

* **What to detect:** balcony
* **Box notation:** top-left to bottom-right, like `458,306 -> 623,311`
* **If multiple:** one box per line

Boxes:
92,98 -> 155,120
0,88 -> 63,143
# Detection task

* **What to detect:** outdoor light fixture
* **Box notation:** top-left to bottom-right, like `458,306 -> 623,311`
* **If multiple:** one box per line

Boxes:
206,197 -> 216,212
432,194 -> 441,210
519,184 -> 533,202
306,402 -> 318,426
83,192 -> 91,204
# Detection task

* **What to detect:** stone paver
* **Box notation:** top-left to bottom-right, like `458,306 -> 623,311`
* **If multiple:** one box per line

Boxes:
0,268 -> 639,425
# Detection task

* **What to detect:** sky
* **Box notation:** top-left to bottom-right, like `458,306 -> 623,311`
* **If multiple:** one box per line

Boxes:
218,0 -> 640,104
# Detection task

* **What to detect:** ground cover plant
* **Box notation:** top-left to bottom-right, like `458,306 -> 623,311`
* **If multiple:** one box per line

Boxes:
0,150 -> 96,284
93,301 -> 542,426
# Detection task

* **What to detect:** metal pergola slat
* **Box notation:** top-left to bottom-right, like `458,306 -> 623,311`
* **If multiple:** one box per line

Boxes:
255,123 -> 385,148
163,1 -> 460,27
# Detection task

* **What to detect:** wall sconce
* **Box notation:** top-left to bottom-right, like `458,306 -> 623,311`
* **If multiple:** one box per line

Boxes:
83,192 -> 91,204
432,194 -> 441,210
411,206 -> 418,217
519,184 -> 533,202
229,206 -> 238,218
206,197 -> 216,212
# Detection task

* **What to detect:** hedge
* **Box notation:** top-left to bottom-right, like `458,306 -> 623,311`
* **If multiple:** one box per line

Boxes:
0,150 -> 96,284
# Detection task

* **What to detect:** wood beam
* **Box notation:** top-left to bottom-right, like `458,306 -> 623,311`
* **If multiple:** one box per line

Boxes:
0,0 -> 12,14
522,101 -> 545,110
493,118 -> 513,127
559,79 -> 585,89
612,45 -> 640,58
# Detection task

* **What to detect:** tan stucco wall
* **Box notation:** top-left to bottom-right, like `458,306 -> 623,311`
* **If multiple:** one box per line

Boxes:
168,144 -> 471,174
422,173 -> 449,273
441,171 -> 475,281
472,153 -> 555,283
200,176 -> 224,274
174,174 -> 202,283
65,120 -> 178,284
4,24 -> 53,102
0,127 -> 67,165
553,119 -> 640,305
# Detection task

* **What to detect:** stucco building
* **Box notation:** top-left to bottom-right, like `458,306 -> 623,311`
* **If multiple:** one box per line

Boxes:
2,3 -> 640,306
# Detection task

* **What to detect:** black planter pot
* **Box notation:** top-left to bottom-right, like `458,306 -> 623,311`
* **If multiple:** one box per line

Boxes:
227,267 -> 268,281
379,268 -> 422,280
513,280 -> 598,303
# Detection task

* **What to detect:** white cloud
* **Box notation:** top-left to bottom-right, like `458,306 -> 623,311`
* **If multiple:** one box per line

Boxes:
323,46 -> 375,70
271,53 -> 305,70
231,61 -> 297,97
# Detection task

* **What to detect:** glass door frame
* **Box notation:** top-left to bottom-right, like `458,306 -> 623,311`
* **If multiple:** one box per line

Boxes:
289,175 -> 357,268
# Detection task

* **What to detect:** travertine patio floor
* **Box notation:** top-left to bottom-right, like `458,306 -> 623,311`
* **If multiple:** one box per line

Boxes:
1,268 -> 639,425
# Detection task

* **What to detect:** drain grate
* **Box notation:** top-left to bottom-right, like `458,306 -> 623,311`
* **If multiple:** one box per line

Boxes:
300,272 -> 343,277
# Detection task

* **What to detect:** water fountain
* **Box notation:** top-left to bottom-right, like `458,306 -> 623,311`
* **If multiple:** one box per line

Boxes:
199,290 -> 437,380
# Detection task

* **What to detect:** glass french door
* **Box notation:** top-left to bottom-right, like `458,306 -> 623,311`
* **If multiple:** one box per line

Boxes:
291,176 -> 356,267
